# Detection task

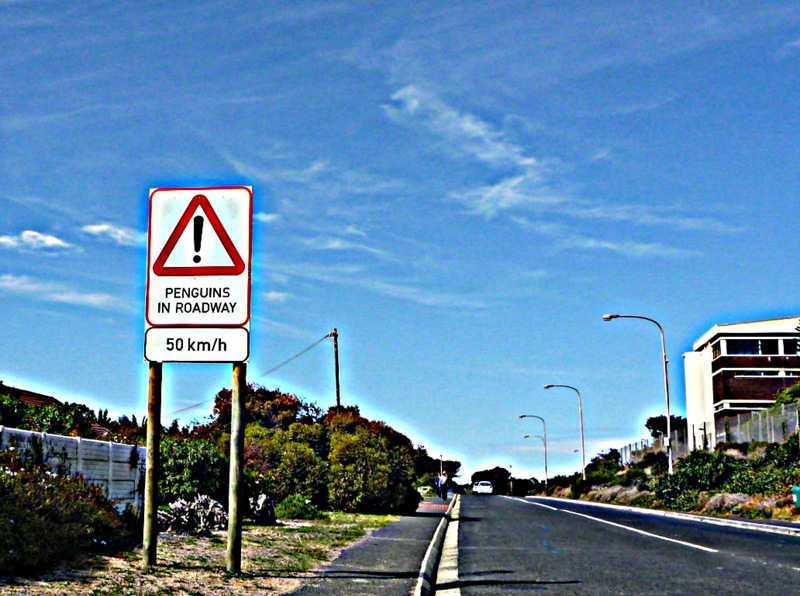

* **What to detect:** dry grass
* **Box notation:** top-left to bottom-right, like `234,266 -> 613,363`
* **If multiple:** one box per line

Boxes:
0,513 -> 398,595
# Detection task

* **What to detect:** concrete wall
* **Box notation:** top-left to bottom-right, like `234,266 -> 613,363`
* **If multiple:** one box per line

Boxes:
684,350 -> 715,449
0,426 -> 146,510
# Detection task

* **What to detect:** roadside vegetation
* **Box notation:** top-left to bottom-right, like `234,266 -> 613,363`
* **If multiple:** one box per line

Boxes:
472,386 -> 800,520
0,385 -> 458,578
532,436 -> 800,520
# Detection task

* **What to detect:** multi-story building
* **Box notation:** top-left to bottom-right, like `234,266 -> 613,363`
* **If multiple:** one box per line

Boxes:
683,316 -> 800,449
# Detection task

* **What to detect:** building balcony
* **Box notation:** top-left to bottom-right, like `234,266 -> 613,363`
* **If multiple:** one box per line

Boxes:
711,355 -> 800,374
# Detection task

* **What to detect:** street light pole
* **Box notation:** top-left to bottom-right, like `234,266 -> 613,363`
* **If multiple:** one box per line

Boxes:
519,415 -> 547,486
543,384 -> 586,480
603,314 -> 673,475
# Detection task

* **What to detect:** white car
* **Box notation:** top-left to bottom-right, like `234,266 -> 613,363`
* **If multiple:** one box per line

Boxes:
472,480 -> 493,495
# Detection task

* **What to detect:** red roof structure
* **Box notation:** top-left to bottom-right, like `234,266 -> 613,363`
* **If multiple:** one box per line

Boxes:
0,382 -> 62,408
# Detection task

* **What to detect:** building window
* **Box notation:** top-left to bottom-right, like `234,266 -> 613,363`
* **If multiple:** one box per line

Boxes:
727,339 -> 761,355
712,341 -> 721,359
784,339 -> 799,355
734,370 -> 780,377
761,339 -> 779,355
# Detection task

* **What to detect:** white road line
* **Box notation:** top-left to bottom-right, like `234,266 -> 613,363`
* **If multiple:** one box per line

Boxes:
513,497 -> 719,553
534,495 -> 800,538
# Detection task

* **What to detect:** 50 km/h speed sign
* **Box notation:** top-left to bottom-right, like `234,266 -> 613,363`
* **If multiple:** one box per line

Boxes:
145,186 -> 252,363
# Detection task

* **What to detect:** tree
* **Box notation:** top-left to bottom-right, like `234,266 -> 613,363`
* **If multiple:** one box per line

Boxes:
471,467 -> 511,494
645,415 -> 687,438
327,417 -> 419,514
773,382 -> 800,407
244,425 -> 328,505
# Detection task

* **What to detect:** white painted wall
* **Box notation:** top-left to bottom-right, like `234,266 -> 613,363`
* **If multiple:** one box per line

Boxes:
683,350 -> 715,450
0,426 -> 146,510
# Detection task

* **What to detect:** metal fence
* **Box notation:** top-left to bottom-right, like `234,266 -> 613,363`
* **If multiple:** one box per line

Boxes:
620,402 -> 800,466
620,429 -> 690,467
0,425 -> 146,510
711,402 -> 800,446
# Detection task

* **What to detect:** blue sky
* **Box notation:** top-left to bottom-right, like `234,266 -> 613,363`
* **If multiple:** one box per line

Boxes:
3,1 -> 800,480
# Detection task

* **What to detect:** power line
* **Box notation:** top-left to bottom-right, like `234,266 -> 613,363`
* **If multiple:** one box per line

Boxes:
165,332 -> 334,418
254,333 -> 332,380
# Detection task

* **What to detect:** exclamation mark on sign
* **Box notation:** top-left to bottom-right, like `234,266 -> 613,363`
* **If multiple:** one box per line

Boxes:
193,216 -> 203,263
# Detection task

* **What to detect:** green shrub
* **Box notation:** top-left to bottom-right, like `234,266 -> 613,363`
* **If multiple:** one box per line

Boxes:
0,445 -> 130,575
275,494 -> 327,520
327,424 -> 419,514
610,468 -> 648,487
723,466 -> 788,496
0,393 -> 97,437
714,442 -> 749,455
756,435 -> 800,469
570,471 -> 616,498
636,451 -> 668,476
159,437 -> 228,504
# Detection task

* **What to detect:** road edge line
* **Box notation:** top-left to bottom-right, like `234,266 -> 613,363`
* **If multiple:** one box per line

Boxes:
414,494 -> 458,596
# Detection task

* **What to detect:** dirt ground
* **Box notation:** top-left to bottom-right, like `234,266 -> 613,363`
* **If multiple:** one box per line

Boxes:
0,514 -> 394,595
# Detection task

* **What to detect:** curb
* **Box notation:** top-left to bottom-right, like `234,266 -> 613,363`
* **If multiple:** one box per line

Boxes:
531,496 -> 800,538
414,494 -> 459,596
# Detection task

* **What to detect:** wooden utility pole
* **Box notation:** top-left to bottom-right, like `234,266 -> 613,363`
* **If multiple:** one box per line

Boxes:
143,362 -> 162,567
332,328 -> 341,414
227,362 -> 247,573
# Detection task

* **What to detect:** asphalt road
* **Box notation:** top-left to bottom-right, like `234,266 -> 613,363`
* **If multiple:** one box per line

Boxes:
449,495 -> 800,595
288,498 -> 449,595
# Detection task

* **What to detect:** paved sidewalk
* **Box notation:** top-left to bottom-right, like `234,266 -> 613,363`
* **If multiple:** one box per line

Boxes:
289,497 -> 451,596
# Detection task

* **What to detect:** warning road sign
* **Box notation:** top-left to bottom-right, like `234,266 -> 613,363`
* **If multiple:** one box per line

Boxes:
152,193 -> 245,277
146,187 -> 252,338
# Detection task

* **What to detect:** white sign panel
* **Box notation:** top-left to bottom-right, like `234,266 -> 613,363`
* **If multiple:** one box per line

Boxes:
145,186 -> 252,363
145,328 -> 250,363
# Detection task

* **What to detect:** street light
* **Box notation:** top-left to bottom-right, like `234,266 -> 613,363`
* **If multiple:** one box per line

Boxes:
603,313 -> 673,475
522,432 -> 548,487
520,415 -> 548,486
543,384 -> 586,480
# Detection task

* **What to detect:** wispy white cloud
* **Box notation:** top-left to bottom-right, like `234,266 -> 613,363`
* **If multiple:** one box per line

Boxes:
387,86 -> 738,237
360,279 -> 487,308
608,94 -> 678,116
302,236 -> 390,259
273,261 -> 486,309
0,191 -> 89,221
589,147 -> 612,162
383,85 -> 541,171
272,262 -> 367,286
254,212 -> 280,224
779,39 -> 800,57
560,235 -> 696,258
0,230 -> 72,253
81,223 -> 146,247
344,225 -> 366,237
0,274 -> 129,311
223,153 -> 401,197
264,291 -> 291,302
556,203 -> 743,234
511,216 -> 696,258
450,175 -> 567,218
251,316 -> 318,342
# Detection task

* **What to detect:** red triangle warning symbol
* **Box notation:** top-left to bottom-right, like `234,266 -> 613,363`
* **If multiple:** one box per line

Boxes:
153,194 -> 245,276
